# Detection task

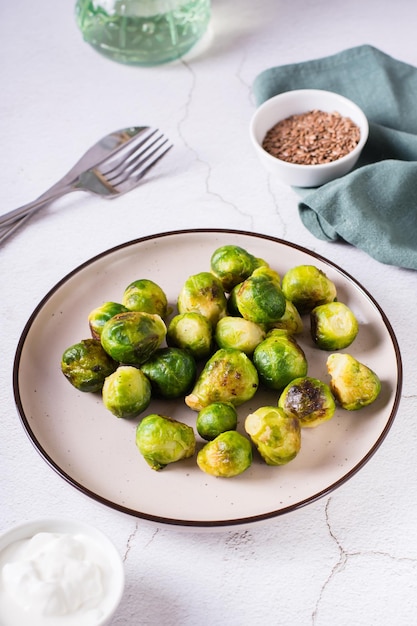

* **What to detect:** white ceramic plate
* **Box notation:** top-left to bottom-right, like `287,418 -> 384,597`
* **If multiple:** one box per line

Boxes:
14,230 -> 402,528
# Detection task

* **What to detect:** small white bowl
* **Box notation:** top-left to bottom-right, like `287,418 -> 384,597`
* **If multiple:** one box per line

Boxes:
249,89 -> 369,187
0,518 -> 125,625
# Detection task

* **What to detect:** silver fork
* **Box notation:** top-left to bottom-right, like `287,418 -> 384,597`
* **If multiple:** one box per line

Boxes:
0,129 -> 172,244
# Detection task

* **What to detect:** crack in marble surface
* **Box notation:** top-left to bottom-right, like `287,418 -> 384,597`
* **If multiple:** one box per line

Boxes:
123,522 -> 161,562
179,60 -> 254,226
312,497 -> 417,624
311,497 -> 347,624
266,174 -> 288,239
123,520 -> 139,562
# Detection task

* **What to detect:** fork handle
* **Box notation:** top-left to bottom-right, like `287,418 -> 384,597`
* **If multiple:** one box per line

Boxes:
0,183 -> 73,229
0,211 -> 40,245
0,183 -> 76,245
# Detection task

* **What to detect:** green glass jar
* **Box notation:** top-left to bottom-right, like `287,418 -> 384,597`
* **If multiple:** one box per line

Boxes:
75,0 -> 211,66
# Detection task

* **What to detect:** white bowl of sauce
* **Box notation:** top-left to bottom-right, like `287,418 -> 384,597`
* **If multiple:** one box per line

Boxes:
0,518 -> 125,626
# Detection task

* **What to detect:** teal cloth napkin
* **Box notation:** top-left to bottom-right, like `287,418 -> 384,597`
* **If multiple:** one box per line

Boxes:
253,45 -> 417,270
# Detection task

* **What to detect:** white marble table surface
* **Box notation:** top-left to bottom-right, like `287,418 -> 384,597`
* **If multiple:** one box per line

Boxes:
1,1 -> 417,624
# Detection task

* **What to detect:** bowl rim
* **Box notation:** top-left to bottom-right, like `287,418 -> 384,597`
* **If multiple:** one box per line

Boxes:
249,88 -> 369,172
0,517 -> 125,624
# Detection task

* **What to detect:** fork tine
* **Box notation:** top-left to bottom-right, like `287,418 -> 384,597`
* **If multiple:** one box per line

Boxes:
130,143 -> 173,183
105,136 -> 170,185
98,129 -> 159,177
92,126 -> 153,168
110,140 -> 172,187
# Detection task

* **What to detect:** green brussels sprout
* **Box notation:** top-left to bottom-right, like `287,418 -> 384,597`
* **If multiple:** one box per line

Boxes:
61,338 -> 118,392
197,431 -> 252,477
177,272 -> 227,327
235,266 -> 286,324
327,353 -> 381,410
310,302 -> 359,350
140,347 -> 197,399
185,348 -> 259,411
245,406 -> 301,466
278,376 -> 336,428
88,302 -> 129,339
136,414 -> 196,470
122,278 -> 168,318
166,312 -> 213,360
102,365 -> 151,418
100,311 -> 166,365
253,329 -> 308,391
210,244 -> 268,292
268,299 -> 304,334
281,265 -> 337,314
215,316 -> 266,355
196,402 -> 238,441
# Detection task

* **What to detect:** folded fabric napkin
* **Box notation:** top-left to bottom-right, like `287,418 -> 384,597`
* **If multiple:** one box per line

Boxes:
253,45 -> 417,270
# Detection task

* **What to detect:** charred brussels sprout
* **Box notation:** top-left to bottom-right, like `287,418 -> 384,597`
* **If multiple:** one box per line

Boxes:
210,244 -> 267,292
279,376 -> 336,428
253,330 -> 308,391
197,431 -> 252,477
281,265 -> 337,314
245,406 -> 301,466
102,366 -> 151,418
196,402 -> 238,441
166,312 -> 213,360
268,299 -> 304,335
215,316 -> 266,355
135,414 -> 196,470
310,302 -> 359,350
100,311 -> 166,365
327,353 -> 381,410
140,347 -> 196,399
122,278 -> 168,318
177,272 -> 227,327
61,339 -> 118,392
185,348 -> 259,411
235,266 -> 286,325
88,302 -> 129,339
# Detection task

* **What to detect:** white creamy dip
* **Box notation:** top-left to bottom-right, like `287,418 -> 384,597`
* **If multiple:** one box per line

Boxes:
0,532 -> 113,626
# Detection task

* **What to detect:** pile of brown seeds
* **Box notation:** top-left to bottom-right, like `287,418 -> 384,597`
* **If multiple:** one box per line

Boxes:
262,109 -> 361,165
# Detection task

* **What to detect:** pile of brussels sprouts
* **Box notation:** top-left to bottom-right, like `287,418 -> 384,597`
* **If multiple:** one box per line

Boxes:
61,244 -> 381,478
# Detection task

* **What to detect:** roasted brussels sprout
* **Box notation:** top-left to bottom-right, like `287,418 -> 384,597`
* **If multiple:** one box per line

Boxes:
177,272 -> 227,327
253,330 -> 308,391
215,316 -> 266,355
140,347 -> 197,399
281,265 -> 337,314
61,339 -> 118,392
245,406 -> 301,466
100,311 -> 166,365
135,413 -> 196,470
88,302 -> 129,339
268,299 -> 304,334
197,431 -> 252,477
166,312 -> 213,360
327,353 -> 381,410
278,376 -> 336,428
122,278 -> 168,318
235,266 -> 286,325
185,348 -> 259,411
310,301 -> 359,350
210,244 -> 267,292
196,402 -> 238,441
102,366 -> 151,418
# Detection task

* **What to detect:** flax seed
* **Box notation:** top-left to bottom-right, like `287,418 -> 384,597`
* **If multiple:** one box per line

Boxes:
262,110 -> 361,165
